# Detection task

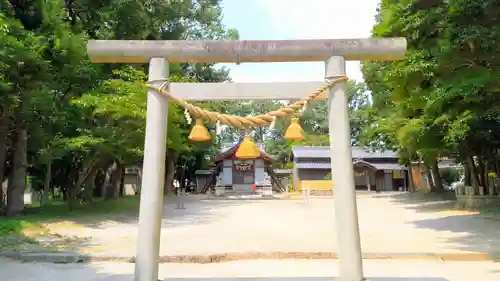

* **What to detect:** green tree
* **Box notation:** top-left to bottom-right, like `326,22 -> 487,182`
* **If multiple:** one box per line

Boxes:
0,0 -> 239,215
361,0 -> 500,193
262,81 -> 371,165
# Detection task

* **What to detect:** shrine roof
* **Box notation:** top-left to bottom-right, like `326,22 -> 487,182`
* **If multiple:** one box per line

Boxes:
215,141 -> 274,162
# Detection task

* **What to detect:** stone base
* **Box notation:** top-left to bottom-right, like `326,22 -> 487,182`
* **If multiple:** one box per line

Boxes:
456,195 -> 500,209
163,276 -> 449,281
311,190 -> 333,196
258,186 -> 273,196
0,251 -> 84,263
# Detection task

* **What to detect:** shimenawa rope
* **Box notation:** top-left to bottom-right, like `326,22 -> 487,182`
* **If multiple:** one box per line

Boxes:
146,76 -> 348,130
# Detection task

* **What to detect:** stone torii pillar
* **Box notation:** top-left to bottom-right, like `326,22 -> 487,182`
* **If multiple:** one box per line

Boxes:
87,38 -> 406,281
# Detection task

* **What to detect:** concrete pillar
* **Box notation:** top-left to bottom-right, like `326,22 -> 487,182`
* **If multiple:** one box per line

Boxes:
134,58 -> 169,281
365,172 -> 371,191
326,56 -> 364,281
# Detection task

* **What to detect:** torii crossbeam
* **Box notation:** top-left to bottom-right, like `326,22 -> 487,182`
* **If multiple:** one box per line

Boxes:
87,38 -> 407,281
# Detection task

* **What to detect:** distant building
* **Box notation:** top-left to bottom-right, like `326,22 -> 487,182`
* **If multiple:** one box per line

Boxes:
195,141 -> 288,194
291,146 -> 409,192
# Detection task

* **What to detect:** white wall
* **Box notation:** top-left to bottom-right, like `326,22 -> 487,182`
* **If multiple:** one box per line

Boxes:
254,159 -> 265,185
222,160 -> 232,185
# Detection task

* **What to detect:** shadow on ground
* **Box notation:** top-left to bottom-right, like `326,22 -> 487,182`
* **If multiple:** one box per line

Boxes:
47,197 -> 261,253
410,214 -> 500,259
79,197 -> 258,229
0,195 -> 259,253
382,192 -> 458,213
382,192 -> 500,259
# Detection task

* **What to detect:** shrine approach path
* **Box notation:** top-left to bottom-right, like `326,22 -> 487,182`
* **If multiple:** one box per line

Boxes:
43,192 -> 500,260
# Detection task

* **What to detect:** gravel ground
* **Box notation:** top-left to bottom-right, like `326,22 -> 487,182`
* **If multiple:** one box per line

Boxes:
4,192 -> 500,280
2,257 -> 500,281
42,193 -> 500,257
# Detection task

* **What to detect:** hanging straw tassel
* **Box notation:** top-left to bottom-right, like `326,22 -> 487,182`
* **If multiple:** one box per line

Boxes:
235,136 -> 261,159
188,119 -> 211,142
284,117 -> 305,141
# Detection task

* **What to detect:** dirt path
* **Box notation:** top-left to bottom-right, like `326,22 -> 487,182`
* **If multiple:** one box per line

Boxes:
38,193 -> 500,259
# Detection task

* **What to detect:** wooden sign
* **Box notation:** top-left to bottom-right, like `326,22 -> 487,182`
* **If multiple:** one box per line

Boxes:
234,163 -> 253,171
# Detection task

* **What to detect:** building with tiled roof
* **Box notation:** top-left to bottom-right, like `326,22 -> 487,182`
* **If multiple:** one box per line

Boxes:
291,146 -> 409,192
195,140 -> 290,194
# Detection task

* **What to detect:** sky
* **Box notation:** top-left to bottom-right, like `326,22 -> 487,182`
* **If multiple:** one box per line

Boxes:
218,0 -> 381,83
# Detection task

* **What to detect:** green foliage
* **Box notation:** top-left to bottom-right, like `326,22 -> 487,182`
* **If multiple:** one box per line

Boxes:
264,81 -> 372,164
440,168 -> 461,186
0,0 -> 240,214
361,0 -> 500,192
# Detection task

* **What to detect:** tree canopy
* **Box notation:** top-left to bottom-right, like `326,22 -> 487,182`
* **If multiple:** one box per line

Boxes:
360,0 -> 500,192
5,0 -> 499,217
0,0 -> 237,215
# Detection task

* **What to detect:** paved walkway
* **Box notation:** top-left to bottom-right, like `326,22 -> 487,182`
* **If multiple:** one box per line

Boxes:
43,193 -> 500,257
2,257 -> 500,281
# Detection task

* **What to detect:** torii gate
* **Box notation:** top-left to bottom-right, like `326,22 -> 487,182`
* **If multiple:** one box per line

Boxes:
87,38 -> 406,281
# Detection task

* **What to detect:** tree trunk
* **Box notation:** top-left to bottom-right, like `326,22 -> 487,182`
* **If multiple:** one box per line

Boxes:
179,158 -> 189,192
111,164 -> 123,198
424,164 -> 435,191
493,159 -> 499,177
466,155 -> 481,194
83,165 -> 100,203
164,148 -> 176,196
102,165 -> 111,199
0,111 -> 8,209
69,156 -> 97,209
484,161 -> 490,185
51,184 -> 57,200
6,128 -> 28,216
94,168 -> 106,198
478,160 -> 486,187
407,162 -> 414,192
67,182 -> 76,210
429,159 -> 445,192
464,161 -> 471,186
119,167 -> 125,197
104,161 -> 122,200
41,158 -> 52,206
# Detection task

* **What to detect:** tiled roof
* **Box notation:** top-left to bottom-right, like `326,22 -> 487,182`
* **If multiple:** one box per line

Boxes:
295,163 -> 331,169
274,169 -> 292,174
371,163 -> 407,170
296,162 -> 407,170
292,146 -> 398,159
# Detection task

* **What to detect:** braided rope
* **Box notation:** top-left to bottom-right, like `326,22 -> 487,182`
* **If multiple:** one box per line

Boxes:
146,76 -> 348,130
